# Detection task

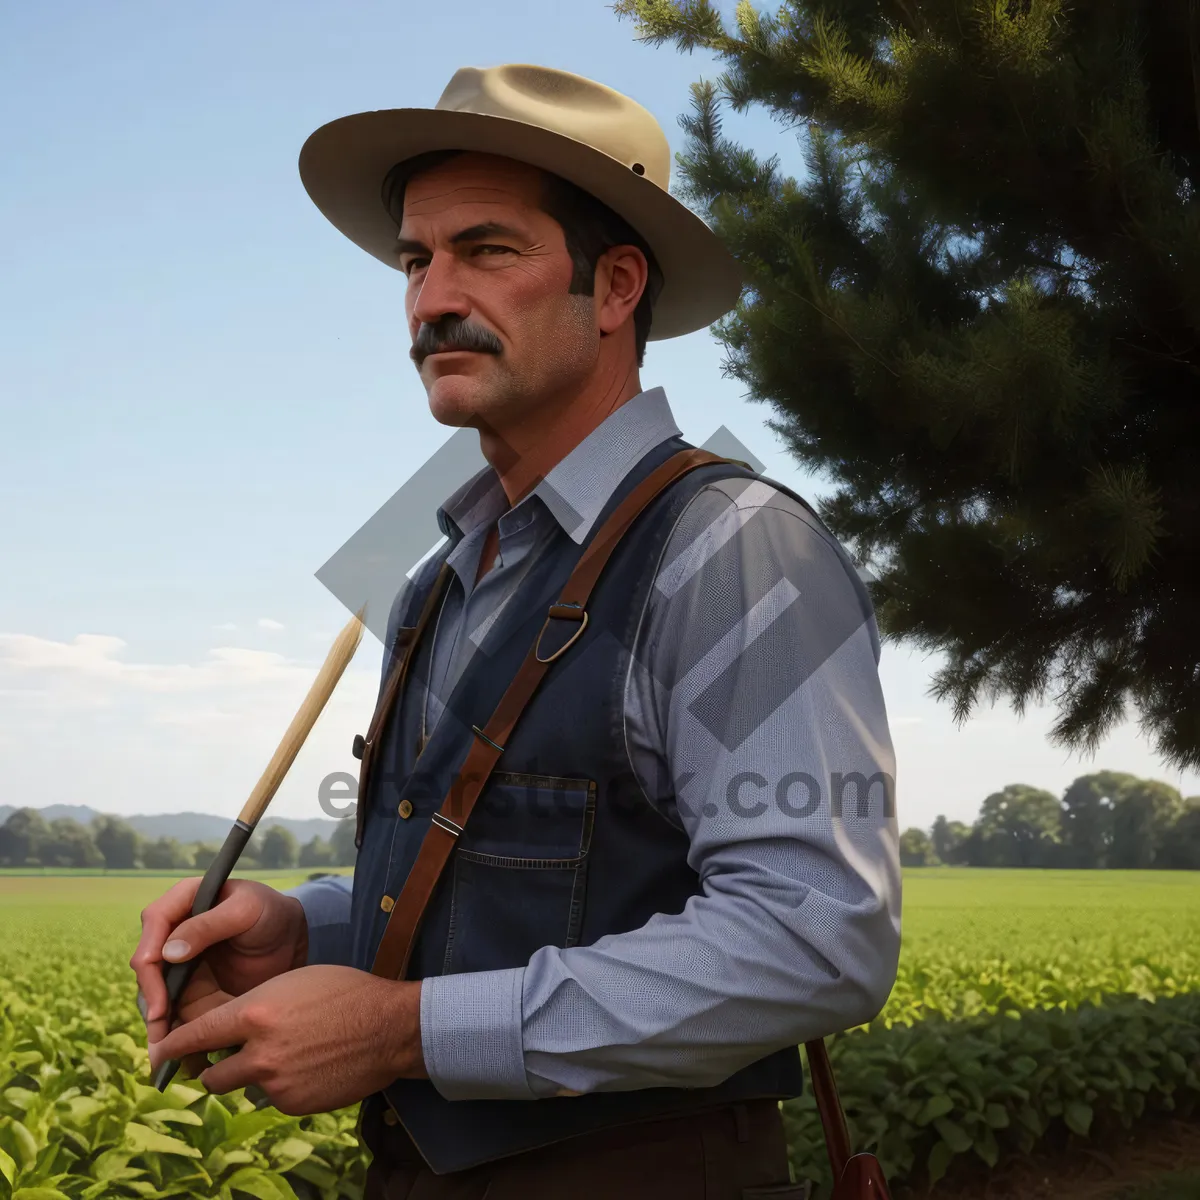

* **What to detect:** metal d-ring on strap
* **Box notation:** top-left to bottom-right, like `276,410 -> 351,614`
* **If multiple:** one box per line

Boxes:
368,448 -> 732,985
535,601 -> 589,664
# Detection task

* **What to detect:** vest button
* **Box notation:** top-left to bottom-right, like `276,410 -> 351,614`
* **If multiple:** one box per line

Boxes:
379,895 -> 394,913
398,799 -> 414,819
382,1109 -> 399,1126
352,734 -> 366,760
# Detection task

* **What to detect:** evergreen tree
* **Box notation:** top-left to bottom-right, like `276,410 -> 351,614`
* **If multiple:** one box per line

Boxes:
615,0 -> 1200,770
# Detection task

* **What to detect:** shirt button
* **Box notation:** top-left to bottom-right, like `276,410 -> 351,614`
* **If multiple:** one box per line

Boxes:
380,895 -> 394,913
398,799 -> 414,819
382,1109 -> 399,1126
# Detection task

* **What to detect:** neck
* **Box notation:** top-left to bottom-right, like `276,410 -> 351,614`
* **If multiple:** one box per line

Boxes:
479,365 -> 644,506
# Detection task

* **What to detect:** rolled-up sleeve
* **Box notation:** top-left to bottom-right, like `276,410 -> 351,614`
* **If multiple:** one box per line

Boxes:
285,874 -> 354,968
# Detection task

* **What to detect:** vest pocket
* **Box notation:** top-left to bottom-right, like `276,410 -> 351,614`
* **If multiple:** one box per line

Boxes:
440,774 -> 596,976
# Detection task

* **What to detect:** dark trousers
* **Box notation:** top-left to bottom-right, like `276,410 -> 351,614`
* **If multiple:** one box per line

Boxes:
362,1100 -> 808,1200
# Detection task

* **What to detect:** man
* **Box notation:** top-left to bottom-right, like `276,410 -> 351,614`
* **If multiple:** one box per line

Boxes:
133,64 -> 901,1199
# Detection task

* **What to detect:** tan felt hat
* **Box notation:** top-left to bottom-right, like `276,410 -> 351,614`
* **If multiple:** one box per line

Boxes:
298,63 -> 745,341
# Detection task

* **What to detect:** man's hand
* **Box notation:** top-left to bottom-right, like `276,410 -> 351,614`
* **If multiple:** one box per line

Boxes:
147,965 -> 426,1114
130,877 -> 309,1048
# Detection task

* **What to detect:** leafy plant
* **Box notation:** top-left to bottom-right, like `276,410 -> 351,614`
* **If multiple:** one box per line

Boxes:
1,870 -> 1197,1196
784,993 -> 1200,1195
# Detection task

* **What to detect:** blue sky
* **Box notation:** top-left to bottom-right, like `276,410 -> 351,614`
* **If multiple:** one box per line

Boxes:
2,0 -> 1196,828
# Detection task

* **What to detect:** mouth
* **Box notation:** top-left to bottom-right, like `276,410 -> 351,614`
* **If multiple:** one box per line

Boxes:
422,348 -> 493,370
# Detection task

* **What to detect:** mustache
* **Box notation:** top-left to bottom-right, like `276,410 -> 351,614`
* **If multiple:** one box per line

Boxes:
411,317 -> 503,365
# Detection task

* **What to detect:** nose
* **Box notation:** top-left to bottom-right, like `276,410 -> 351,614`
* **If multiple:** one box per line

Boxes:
409,250 -> 471,333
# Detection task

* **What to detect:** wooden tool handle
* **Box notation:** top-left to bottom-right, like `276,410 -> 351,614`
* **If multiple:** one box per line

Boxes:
237,608 -> 365,828
153,607 -> 366,1092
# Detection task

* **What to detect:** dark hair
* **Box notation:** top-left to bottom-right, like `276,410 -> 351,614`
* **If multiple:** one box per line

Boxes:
381,149 -> 663,366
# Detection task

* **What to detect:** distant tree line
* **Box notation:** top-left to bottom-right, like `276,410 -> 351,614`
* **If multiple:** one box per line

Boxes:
7,770 -> 1198,873
901,771 -> 1200,869
0,810 -> 357,871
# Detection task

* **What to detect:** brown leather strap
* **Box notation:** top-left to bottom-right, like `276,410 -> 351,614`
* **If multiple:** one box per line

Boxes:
355,562 -> 453,847
362,457 -> 868,1193
369,448 -> 729,981
805,1037 -> 852,1178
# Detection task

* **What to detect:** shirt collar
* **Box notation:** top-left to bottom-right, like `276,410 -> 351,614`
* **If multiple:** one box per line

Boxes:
435,386 -> 682,545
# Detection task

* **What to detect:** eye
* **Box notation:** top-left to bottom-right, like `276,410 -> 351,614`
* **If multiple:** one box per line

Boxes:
473,245 -> 516,258
402,256 -> 429,276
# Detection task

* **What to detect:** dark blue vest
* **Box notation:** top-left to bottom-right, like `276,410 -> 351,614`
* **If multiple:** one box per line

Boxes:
353,435 -> 806,1173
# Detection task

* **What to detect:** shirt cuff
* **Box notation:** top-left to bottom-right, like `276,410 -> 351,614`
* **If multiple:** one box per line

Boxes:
284,877 -> 353,968
420,967 -> 535,1100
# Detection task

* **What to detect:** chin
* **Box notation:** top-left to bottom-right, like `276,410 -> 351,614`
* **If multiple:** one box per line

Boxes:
424,373 -> 492,428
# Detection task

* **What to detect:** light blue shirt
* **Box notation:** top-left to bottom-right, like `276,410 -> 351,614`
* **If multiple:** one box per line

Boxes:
290,386 -> 901,1101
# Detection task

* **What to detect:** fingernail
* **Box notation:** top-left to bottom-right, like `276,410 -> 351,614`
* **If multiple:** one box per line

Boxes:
163,939 -> 190,961
136,990 -> 148,1021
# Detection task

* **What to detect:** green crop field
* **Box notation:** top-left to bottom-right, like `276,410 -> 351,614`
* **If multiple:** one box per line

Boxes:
1,868 -> 1198,1198
888,869 -> 1200,1022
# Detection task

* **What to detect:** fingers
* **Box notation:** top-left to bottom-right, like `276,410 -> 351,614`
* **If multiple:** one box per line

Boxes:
197,1045 -> 260,1096
149,994 -> 248,1072
177,980 -> 236,1025
130,877 -> 204,1023
144,961 -> 224,1046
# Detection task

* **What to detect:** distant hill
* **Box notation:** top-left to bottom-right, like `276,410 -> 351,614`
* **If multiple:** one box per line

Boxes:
0,804 -> 342,845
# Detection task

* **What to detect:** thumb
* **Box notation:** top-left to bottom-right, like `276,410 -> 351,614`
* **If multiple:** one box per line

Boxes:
161,885 -> 266,964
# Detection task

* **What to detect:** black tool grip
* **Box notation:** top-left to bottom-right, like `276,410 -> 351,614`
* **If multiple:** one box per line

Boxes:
153,820 -> 253,1091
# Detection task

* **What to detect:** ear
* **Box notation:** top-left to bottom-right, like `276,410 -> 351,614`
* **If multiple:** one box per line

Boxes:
595,245 -> 649,337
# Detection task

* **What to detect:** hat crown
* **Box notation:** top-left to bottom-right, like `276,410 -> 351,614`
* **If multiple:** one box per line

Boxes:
435,64 -> 672,191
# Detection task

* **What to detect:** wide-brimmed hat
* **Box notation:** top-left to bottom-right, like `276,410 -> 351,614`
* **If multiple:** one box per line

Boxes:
298,63 -> 745,341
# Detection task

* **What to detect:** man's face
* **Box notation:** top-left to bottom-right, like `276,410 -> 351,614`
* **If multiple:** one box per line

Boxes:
396,152 -> 599,432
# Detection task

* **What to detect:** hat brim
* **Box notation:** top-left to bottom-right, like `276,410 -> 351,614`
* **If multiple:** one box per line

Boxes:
298,108 -> 745,342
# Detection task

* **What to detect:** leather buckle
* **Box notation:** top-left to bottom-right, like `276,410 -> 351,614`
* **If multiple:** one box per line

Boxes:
535,603 -> 589,664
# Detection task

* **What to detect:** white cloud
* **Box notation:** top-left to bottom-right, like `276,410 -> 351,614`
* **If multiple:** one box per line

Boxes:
0,633 -> 295,696
257,618 -> 285,631
0,631 -> 379,819
2,628 -> 1195,826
